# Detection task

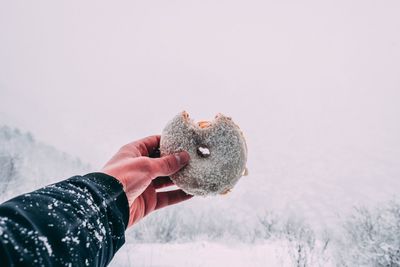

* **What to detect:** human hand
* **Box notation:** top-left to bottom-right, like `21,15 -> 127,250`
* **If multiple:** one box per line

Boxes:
102,135 -> 193,227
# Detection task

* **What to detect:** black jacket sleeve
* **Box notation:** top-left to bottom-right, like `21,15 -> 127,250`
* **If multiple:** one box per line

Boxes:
0,172 -> 130,267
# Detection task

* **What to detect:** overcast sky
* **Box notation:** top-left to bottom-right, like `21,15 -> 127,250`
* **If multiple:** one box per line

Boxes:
1,0 -> 399,175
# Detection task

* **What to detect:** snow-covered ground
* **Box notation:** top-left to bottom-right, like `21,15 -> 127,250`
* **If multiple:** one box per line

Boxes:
110,241 -> 334,267
112,242 -> 283,267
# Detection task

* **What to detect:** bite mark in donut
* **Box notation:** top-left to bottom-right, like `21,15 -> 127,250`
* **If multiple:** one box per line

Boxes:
198,121 -> 212,129
160,111 -> 248,196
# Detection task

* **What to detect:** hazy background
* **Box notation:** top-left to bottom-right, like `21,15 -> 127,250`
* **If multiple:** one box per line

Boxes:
1,0 -> 399,166
1,1 -> 400,266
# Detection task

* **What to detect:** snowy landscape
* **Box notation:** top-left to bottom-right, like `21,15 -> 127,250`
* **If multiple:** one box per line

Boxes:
1,126 -> 400,266
1,1 -> 400,266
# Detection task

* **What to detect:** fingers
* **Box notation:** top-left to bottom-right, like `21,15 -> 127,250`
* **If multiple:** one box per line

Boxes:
138,135 -> 161,156
155,189 -> 193,210
152,176 -> 175,189
121,135 -> 161,157
150,151 -> 190,177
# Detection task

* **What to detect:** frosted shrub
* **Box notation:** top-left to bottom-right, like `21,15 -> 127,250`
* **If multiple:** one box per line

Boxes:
130,206 -> 255,243
0,125 -> 89,201
339,200 -> 400,266
278,217 -> 316,267
0,153 -> 18,195
256,213 -> 332,267
256,211 -> 279,240
130,208 -> 181,243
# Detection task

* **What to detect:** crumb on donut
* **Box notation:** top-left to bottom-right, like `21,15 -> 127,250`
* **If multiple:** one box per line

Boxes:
197,146 -> 210,157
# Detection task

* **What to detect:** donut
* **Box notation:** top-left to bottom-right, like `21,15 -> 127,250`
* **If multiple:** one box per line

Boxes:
160,111 -> 248,196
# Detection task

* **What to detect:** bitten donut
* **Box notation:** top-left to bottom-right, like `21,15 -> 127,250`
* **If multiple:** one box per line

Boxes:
160,111 -> 248,196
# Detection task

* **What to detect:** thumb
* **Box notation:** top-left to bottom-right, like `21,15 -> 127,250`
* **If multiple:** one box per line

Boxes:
151,151 -> 190,177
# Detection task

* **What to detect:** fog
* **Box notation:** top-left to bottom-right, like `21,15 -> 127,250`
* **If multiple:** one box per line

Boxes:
1,0 -> 399,165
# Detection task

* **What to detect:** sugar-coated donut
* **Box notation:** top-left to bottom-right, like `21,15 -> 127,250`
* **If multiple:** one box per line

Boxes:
160,111 -> 248,196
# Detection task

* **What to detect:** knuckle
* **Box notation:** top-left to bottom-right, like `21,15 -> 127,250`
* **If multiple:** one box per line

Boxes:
118,145 -> 128,154
136,142 -> 148,155
137,158 -> 154,173
119,143 -> 140,156
163,156 -> 177,174
119,144 -> 133,153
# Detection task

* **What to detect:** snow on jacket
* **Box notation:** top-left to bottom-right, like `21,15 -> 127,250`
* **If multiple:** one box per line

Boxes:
0,172 -> 129,266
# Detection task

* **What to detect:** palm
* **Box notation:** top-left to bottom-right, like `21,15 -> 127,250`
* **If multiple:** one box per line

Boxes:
103,135 -> 192,227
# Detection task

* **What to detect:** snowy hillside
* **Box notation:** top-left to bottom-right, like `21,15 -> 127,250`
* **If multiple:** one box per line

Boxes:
0,125 -> 90,202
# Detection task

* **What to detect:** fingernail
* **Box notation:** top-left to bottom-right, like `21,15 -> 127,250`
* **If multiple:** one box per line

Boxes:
175,151 -> 190,166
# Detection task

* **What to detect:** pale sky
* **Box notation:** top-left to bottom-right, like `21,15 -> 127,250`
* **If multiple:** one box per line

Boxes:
1,0 -> 399,176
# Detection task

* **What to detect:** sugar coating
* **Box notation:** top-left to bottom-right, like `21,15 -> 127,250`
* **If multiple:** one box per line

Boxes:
160,111 -> 248,196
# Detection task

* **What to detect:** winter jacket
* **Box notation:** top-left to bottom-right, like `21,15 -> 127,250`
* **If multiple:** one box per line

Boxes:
0,173 -> 129,267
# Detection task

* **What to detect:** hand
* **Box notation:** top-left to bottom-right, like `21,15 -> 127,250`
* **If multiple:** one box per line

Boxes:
101,135 -> 193,227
